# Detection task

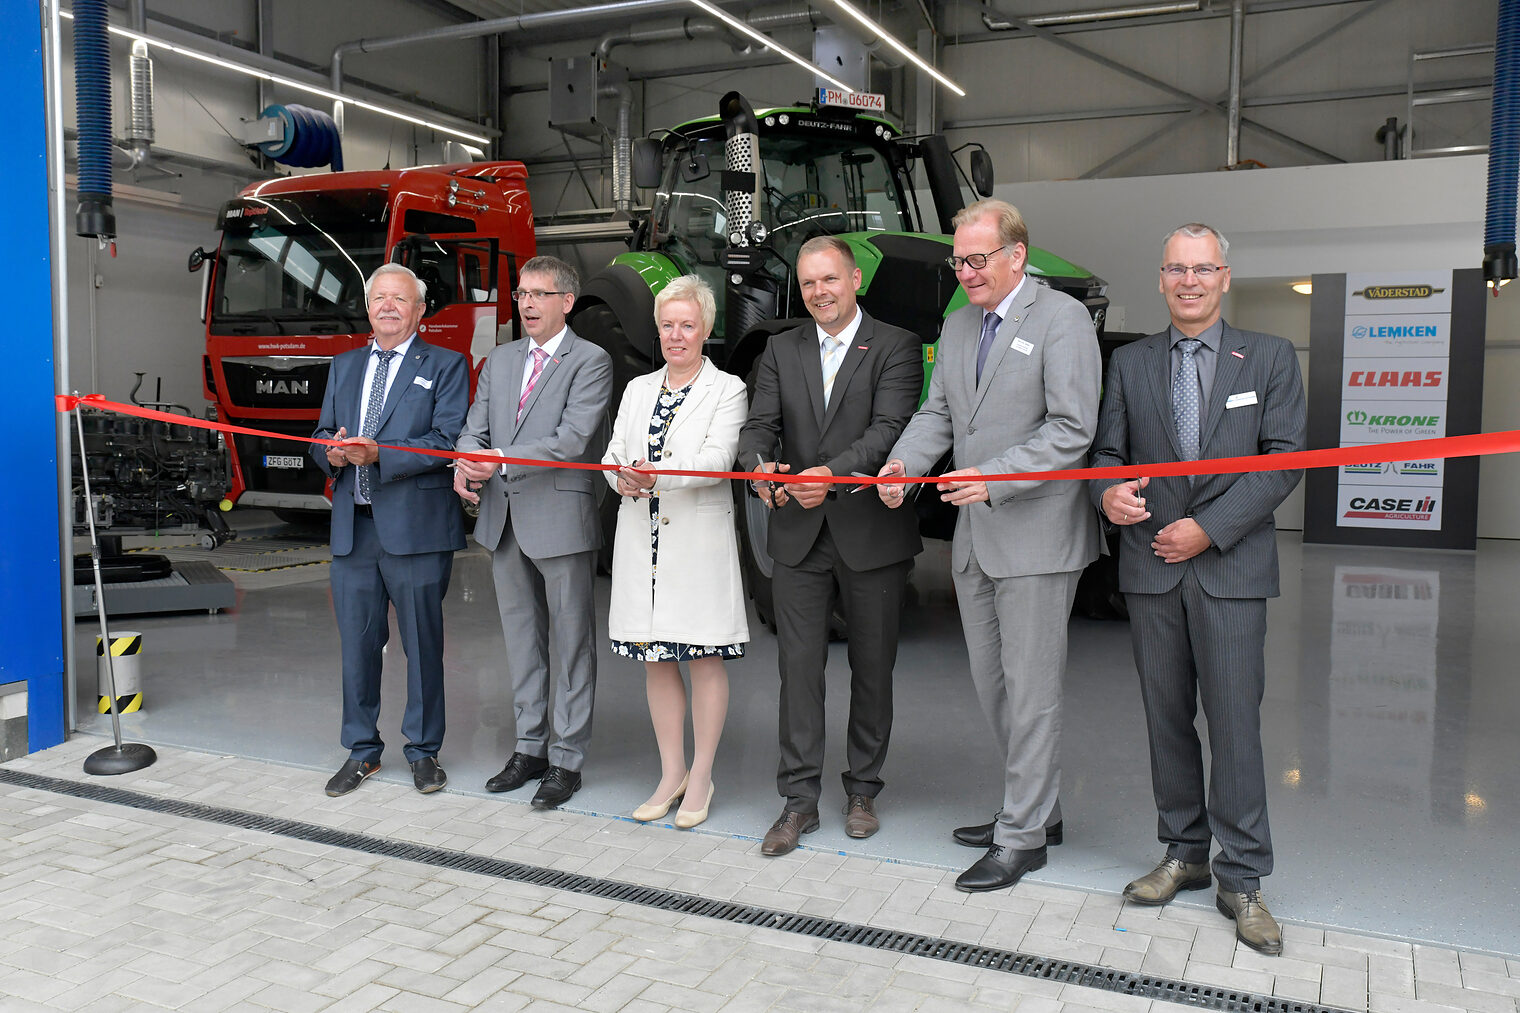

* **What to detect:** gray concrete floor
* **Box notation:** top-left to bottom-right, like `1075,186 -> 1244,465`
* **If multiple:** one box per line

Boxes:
71,517 -> 1520,957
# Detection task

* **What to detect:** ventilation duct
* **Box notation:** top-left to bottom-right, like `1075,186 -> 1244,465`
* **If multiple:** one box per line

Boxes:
73,0 -> 115,240
1486,0 -> 1519,284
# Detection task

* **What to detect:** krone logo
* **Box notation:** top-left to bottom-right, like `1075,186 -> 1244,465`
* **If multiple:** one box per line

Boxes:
1346,409 -> 1368,424
1352,284 -> 1445,299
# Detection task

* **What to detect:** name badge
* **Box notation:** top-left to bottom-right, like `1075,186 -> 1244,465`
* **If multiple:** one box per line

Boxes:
413,375 -> 434,390
1225,390 -> 1258,409
1011,337 -> 1034,356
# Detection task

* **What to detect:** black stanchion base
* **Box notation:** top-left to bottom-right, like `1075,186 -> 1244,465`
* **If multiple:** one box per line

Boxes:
83,742 -> 157,776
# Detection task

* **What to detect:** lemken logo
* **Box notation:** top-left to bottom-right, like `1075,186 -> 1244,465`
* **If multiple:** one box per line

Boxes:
1352,285 -> 1445,299
1350,324 -> 1439,339
256,379 -> 310,395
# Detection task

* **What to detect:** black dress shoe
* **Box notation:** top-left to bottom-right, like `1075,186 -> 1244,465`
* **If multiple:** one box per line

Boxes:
325,758 -> 380,797
955,844 -> 1048,892
531,766 -> 582,809
485,752 -> 549,793
952,819 -> 1064,849
411,756 -> 447,794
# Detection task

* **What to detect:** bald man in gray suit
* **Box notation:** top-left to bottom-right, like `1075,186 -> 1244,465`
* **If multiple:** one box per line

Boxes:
880,199 -> 1100,893
1090,223 -> 1305,955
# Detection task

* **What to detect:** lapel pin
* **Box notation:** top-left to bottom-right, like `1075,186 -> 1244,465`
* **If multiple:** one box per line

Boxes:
856,345 -> 868,350
1230,350 -> 1245,359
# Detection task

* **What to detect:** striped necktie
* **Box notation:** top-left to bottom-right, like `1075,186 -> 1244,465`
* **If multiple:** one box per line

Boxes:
357,349 -> 397,502
518,347 -> 547,423
821,335 -> 845,408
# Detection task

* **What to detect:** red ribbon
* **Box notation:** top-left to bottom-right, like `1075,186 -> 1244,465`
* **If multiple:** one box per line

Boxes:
55,393 -> 1520,486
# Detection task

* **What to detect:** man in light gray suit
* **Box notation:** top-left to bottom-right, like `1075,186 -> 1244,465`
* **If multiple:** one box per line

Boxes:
1089,224 -> 1305,955
455,255 -> 612,810
879,199 -> 1100,892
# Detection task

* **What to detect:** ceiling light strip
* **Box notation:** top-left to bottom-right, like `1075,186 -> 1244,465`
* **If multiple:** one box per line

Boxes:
686,0 -> 856,93
57,9 -> 491,145
824,0 -> 966,97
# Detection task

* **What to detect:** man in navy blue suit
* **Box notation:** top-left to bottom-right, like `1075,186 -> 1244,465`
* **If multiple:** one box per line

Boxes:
312,263 -> 469,797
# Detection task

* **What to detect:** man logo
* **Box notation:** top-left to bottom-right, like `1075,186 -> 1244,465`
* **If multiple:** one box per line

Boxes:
1351,285 -> 1445,299
1346,409 -> 1368,424
255,379 -> 309,395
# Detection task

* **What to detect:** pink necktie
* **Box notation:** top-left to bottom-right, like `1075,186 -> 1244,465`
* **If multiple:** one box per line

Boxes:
518,347 -> 547,423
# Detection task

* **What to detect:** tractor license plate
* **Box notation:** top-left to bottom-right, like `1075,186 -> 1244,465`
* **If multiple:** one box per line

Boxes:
264,455 -> 305,470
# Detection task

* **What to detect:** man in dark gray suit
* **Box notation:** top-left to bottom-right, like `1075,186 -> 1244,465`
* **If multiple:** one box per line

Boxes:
880,199 -> 1101,892
1089,223 -> 1306,955
738,236 -> 923,855
313,263 -> 469,798
455,255 -> 612,810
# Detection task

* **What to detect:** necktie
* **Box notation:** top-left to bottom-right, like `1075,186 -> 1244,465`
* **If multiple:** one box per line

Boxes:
357,349 -> 397,502
1172,338 -> 1203,463
821,335 -> 844,408
975,311 -> 1001,384
518,347 -> 547,423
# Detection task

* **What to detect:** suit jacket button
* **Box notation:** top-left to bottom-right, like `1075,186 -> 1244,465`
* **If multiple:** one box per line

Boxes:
967,426 -> 977,435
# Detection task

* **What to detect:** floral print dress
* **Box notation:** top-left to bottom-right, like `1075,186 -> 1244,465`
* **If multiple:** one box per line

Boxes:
610,380 -> 746,663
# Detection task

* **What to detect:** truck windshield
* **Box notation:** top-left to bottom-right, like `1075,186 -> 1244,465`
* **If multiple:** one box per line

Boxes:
210,189 -> 387,334
656,132 -> 912,273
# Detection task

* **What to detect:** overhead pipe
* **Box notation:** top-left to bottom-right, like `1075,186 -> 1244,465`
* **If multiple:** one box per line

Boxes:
73,0 -> 114,240
1226,0 -> 1244,166
124,39 -> 155,171
1486,0 -> 1519,285
598,10 -> 814,60
982,1 -> 1201,31
603,83 -> 635,213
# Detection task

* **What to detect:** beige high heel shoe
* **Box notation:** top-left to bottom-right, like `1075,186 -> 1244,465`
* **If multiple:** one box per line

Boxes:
631,772 -> 688,822
674,782 -> 714,829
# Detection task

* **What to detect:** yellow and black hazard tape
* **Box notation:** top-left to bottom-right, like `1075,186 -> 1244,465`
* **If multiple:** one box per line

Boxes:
98,693 -> 143,714
96,634 -> 142,658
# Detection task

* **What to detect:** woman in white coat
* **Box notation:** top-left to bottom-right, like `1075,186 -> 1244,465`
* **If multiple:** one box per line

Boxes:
604,274 -> 748,829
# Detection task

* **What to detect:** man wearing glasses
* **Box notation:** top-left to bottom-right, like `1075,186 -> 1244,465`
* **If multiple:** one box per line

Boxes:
1089,223 -> 1305,955
455,255 -> 613,809
878,199 -> 1101,892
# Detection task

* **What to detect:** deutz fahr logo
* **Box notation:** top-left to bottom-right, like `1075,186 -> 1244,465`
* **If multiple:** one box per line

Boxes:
256,379 -> 309,395
1352,284 -> 1445,299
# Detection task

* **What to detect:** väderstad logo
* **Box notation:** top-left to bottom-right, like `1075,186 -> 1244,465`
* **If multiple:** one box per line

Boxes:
1352,284 -> 1446,299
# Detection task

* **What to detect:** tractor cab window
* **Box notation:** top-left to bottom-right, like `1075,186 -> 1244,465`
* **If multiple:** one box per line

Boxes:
211,189 -> 387,335
653,130 -> 911,280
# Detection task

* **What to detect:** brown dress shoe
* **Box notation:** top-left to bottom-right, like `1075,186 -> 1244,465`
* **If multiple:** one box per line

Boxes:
843,795 -> 879,839
1123,855 -> 1211,905
761,809 -> 820,856
1216,888 -> 1283,955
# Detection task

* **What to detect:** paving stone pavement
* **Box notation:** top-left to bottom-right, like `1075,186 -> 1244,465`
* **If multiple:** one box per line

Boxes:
2,736 -> 1517,1013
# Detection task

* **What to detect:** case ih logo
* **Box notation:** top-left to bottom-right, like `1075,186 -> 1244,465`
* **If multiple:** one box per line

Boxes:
1347,369 -> 1442,388
1352,284 -> 1445,299
255,379 -> 310,395
1344,495 -> 1438,522
1345,409 -> 1440,427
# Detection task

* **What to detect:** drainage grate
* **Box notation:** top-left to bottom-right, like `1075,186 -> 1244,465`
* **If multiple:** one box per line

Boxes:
0,768 -> 1352,1013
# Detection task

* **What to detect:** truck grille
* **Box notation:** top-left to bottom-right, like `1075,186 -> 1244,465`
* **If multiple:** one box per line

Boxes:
221,356 -> 329,411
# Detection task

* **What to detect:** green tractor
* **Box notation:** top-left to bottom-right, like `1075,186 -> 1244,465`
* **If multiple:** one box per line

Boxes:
570,91 -> 1114,625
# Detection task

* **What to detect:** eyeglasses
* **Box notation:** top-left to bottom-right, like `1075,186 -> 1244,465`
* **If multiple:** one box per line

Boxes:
1161,264 -> 1227,278
946,246 -> 1006,271
511,289 -> 569,302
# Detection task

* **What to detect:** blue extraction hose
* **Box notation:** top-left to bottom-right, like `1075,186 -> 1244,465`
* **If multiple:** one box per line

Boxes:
256,104 -> 345,173
73,0 -> 115,239
1487,0 -> 1519,282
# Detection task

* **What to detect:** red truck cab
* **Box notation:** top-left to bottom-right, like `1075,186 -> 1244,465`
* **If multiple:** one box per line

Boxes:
200,161 -> 535,516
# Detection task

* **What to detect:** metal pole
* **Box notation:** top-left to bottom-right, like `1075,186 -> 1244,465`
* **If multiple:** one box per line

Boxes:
1226,0 -> 1245,166
73,402 -> 156,775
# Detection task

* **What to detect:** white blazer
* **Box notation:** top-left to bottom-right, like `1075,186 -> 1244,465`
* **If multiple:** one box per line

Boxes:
603,359 -> 750,647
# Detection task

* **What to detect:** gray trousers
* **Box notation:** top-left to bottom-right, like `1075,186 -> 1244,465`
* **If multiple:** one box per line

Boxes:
953,555 -> 1080,851
1125,566 -> 1272,893
490,523 -> 599,771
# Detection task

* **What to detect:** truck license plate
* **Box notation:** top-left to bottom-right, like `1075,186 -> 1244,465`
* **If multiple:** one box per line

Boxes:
264,455 -> 305,470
